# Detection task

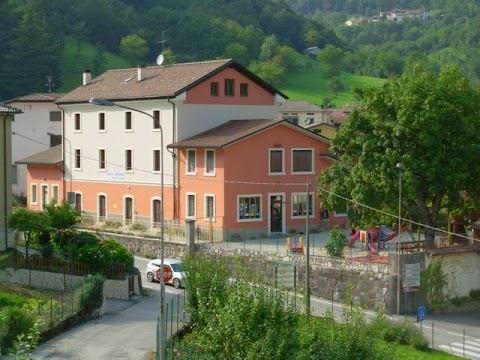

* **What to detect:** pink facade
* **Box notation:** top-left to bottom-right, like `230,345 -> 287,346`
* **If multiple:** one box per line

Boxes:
177,123 -> 346,236
26,165 -> 63,211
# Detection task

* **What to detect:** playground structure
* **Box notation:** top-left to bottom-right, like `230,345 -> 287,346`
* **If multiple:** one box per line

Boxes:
348,225 -> 410,254
286,237 -> 304,254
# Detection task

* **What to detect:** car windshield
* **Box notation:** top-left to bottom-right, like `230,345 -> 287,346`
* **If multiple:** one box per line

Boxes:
170,263 -> 184,272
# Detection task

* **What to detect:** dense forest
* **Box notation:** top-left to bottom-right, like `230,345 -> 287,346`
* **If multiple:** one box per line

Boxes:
0,0 -> 478,101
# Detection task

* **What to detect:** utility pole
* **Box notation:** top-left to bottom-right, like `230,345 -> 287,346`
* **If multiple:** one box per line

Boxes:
306,179 -> 311,317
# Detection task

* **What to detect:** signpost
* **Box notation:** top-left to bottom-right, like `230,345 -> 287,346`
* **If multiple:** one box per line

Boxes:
403,263 -> 420,291
157,266 -> 172,283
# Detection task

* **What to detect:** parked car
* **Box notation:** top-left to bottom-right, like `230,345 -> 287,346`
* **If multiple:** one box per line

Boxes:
145,258 -> 186,289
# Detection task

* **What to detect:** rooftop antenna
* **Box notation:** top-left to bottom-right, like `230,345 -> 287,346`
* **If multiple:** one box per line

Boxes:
45,76 -> 55,93
156,30 -> 167,65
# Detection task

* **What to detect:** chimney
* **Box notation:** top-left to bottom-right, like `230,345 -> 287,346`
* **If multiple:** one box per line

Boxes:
83,69 -> 91,86
137,64 -> 145,82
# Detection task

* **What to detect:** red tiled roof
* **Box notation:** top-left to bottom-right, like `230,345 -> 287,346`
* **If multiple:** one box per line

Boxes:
57,59 -> 287,104
168,118 -> 329,149
15,145 -> 62,165
5,93 -> 66,104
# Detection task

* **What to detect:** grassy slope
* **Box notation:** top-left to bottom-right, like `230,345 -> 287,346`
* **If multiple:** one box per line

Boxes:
57,39 -> 384,108
57,37 -> 130,93
280,64 -> 386,108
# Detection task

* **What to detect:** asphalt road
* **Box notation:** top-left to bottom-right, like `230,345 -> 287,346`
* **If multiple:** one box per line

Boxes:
31,256 -> 480,360
32,256 -> 186,360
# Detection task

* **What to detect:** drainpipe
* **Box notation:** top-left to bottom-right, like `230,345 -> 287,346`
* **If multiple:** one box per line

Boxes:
58,105 -> 67,200
167,98 -> 177,219
3,115 -> 8,250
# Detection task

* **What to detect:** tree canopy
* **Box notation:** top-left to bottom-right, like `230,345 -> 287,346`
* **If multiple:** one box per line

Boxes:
319,64 -> 480,250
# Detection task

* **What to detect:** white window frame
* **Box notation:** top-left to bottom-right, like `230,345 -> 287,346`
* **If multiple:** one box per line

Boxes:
186,149 -> 196,175
51,185 -> 59,205
125,148 -> 133,173
41,184 -> 49,210
74,148 -> 82,170
30,183 -> 38,205
334,211 -> 348,217
74,113 -> 81,132
291,192 -> 314,219
153,148 -> 161,173
98,112 -> 106,132
237,194 -> 262,222
269,148 -> 285,175
291,148 -> 314,174
204,149 -> 215,176
204,194 -> 215,221
186,192 -> 196,219
98,148 -> 106,171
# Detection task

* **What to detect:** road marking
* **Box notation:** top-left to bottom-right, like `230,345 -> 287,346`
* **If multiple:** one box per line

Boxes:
438,339 -> 480,359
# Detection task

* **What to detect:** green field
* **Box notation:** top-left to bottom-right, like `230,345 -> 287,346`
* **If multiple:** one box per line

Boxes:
280,65 -> 386,108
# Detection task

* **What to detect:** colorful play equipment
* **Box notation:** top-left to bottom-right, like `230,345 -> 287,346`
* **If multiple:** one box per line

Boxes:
286,237 -> 304,254
348,225 -> 403,254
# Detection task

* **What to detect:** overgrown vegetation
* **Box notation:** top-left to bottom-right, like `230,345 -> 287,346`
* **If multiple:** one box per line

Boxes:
420,259 -> 449,309
171,255 -> 453,359
325,228 -> 348,258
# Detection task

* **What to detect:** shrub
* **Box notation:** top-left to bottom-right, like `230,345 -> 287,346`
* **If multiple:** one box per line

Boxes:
130,222 -> 147,231
450,296 -> 471,305
75,244 -> 110,273
0,307 -> 35,353
100,238 -> 134,272
75,274 -> 105,313
469,288 -> 480,301
325,228 -> 348,258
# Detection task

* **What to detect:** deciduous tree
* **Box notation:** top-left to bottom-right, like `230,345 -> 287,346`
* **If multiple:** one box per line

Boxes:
319,65 -> 480,250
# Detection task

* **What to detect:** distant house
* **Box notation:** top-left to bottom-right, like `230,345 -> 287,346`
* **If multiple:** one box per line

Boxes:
4,93 -> 64,197
383,9 -> 427,22
304,46 -> 320,57
307,123 -> 338,140
0,104 -> 22,250
345,17 -> 368,26
330,104 -> 355,127
279,100 -> 333,128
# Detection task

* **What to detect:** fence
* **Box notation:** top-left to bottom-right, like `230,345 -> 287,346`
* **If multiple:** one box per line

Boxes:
2,251 -> 126,280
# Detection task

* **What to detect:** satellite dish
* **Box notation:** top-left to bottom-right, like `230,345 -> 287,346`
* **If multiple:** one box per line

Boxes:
156,53 -> 164,65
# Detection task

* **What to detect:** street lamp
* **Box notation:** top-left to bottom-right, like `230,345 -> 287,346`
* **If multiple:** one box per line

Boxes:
396,162 -> 402,315
46,132 -> 72,196
89,97 -> 166,360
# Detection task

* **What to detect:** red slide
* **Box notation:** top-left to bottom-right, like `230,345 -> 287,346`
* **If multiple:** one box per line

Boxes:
348,230 -> 360,247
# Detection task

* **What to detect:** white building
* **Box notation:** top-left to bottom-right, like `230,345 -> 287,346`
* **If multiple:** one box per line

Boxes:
5,93 -> 64,197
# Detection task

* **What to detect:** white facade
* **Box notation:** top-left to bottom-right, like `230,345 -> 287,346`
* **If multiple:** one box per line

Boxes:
8,100 -> 62,196
60,98 -> 280,188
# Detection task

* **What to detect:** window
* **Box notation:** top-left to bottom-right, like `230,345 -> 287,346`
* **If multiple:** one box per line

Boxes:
292,149 -> 313,173
99,149 -> 106,170
125,149 -> 133,171
74,113 -> 81,131
282,116 -> 299,126
238,195 -> 261,220
31,184 -> 37,204
204,150 -> 215,175
74,149 -> 81,169
41,185 -> 48,210
187,193 -> 196,218
49,134 -> 61,147
50,111 -> 61,122
292,193 -> 313,218
98,113 -> 106,131
269,149 -> 284,174
224,79 -> 234,96
125,112 -> 132,130
186,149 -> 196,174
240,83 -> 248,96
210,82 -> 219,96
12,164 -> 17,184
52,185 -> 59,205
205,195 -> 215,219
153,110 -> 160,130
153,149 -> 161,172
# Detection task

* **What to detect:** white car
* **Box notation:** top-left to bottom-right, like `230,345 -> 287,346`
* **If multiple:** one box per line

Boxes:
145,258 -> 186,289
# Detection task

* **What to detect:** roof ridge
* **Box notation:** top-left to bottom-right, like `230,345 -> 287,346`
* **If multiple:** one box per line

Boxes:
106,59 -> 233,73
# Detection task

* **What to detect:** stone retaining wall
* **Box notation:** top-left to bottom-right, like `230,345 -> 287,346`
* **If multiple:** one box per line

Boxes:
0,268 -> 139,300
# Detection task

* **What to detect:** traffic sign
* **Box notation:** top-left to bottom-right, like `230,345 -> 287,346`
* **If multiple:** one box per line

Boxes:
403,263 -> 421,288
417,305 -> 427,322
157,265 -> 173,283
